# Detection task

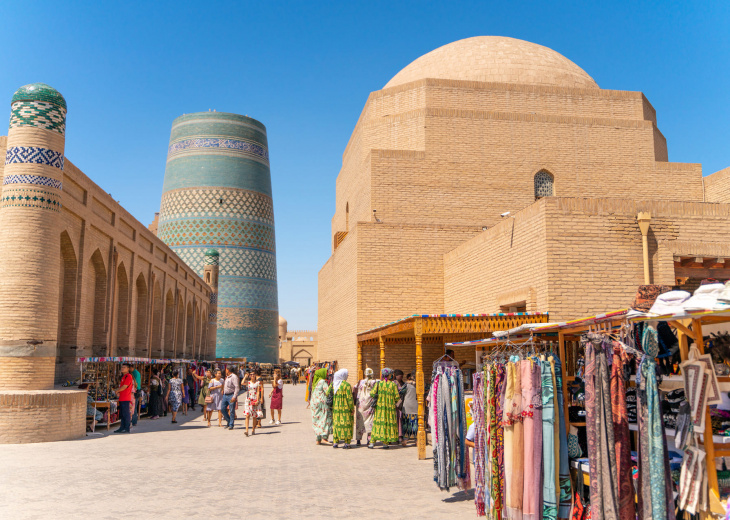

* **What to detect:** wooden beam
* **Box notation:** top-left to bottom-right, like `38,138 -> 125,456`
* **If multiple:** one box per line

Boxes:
704,257 -> 726,268
694,319 -> 720,499
668,320 -> 696,341
681,257 -> 703,267
674,266 -> 730,279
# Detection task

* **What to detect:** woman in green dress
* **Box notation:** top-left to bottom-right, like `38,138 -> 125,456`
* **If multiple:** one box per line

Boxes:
369,367 -> 399,449
310,368 -> 332,444
330,369 -> 355,449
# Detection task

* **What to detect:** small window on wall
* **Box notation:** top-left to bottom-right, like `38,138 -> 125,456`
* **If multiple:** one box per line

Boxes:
534,170 -> 554,200
500,302 -> 527,313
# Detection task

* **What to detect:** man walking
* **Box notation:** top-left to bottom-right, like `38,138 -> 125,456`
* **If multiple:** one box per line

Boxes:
291,367 -> 299,385
221,366 -> 240,430
131,365 -> 142,427
186,367 -> 197,411
115,363 -> 134,433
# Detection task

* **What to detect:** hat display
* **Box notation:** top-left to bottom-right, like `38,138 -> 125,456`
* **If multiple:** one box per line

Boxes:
648,290 -> 691,315
683,283 -> 725,311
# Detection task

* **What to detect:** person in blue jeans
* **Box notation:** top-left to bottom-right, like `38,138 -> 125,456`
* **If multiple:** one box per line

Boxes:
131,365 -> 142,427
221,366 -> 240,430
115,363 -> 134,434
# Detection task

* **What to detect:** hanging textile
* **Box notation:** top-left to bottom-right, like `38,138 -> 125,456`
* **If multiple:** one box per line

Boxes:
473,371 -> 487,516
522,360 -> 543,520
494,364 -> 506,520
584,334 -> 619,520
637,325 -> 675,520
432,365 -> 469,492
552,355 -> 572,520
542,358 -> 557,520
610,342 -> 635,520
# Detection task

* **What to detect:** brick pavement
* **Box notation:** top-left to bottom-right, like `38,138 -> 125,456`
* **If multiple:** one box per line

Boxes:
0,383 -> 474,519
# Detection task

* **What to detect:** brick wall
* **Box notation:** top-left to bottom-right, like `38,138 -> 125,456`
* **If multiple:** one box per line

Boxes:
705,167 -> 730,203
0,390 -> 86,443
0,357 -> 56,391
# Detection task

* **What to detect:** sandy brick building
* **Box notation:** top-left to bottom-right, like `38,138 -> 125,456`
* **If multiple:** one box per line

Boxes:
0,83 -> 215,443
318,36 -> 730,379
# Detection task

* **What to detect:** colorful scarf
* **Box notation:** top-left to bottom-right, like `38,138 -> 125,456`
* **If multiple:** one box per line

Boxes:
473,372 -> 487,516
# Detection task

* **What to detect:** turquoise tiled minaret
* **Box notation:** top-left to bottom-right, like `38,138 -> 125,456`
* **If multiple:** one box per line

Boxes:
158,112 -> 278,362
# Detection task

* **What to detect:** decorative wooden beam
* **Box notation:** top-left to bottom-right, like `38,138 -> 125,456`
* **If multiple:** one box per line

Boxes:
668,320 -> 696,341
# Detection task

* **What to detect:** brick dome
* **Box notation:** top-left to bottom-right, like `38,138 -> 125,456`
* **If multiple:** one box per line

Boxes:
384,36 -> 598,90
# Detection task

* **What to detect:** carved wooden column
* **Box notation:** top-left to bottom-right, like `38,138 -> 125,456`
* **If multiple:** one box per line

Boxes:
415,317 -> 426,459
379,335 -> 385,374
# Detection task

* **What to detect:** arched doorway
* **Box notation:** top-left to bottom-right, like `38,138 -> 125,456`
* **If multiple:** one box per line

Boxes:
175,291 -> 185,356
150,281 -> 163,358
185,301 -> 193,356
134,273 -> 148,354
90,250 -> 107,356
164,289 -> 175,356
57,231 -> 78,381
115,262 -> 130,355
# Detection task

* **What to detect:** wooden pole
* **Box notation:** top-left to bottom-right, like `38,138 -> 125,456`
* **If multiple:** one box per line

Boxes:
379,335 -> 385,374
415,318 -> 426,460
357,341 -> 363,382
693,319 -> 720,499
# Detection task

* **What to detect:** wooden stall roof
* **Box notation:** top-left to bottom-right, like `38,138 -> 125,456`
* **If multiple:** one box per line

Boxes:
356,312 -> 549,344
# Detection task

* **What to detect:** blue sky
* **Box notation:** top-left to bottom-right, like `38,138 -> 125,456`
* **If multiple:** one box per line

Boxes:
0,1 -> 728,330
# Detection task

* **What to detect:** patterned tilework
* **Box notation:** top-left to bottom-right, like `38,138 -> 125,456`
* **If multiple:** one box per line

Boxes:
159,188 -> 274,225
5,146 -> 64,170
216,308 -> 279,362
209,312 -> 217,322
210,293 -> 218,304
0,187 -> 61,212
171,247 -> 277,281
158,219 -> 275,251
9,101 -> 66,135
218,277 -> 278,311
11,83 -> 67,110
3,174 -> 62,190
167,137 -> 269,163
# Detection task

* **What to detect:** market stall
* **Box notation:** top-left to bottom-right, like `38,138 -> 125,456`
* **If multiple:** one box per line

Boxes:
356,312 -> 550,459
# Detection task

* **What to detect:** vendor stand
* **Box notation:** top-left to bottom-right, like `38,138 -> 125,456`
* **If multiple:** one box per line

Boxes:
356,312 -> 549,459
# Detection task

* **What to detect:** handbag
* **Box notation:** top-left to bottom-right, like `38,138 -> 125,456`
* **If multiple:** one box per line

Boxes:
325,388 -> 334,409
205,395 -> 213,404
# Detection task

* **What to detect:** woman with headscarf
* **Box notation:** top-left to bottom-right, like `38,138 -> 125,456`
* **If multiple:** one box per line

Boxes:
369,368 -> 399,449
355,368 -> 377,445
330,368 -> 355,449
310,368 -> 332,445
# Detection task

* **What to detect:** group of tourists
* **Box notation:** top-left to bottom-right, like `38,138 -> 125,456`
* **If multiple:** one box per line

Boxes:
310,367 -> 419,449
111,363 -> 286,435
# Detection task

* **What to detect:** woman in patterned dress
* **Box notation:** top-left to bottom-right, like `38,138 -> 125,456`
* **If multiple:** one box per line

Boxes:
244,368 -> 263,437
330,369 -> 355,449
369,368 -> 399,449
165,370 -> 184,424
355,368 -> 377,445
310,368 -> 332,444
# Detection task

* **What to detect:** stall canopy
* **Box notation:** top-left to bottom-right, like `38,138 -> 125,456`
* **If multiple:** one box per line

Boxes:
356,311 -> 549,459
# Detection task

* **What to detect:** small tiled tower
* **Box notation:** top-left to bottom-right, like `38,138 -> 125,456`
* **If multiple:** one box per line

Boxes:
203,249 -> 220,351
0,83 -> 85,443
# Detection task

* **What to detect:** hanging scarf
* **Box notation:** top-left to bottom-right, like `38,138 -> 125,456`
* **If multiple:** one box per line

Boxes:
552,355 -> 572,519
496,363 -> 507,520
506,362 -> 524,520
610,343 -> 635,520
474,371 -> 487,516
584,335 -> 619,520
489,363 -> 504,520
542,358 -> 557,520
638,326 -> 673,520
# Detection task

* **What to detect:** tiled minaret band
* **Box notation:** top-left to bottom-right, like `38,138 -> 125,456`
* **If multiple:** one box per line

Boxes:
158,112 -> 279,362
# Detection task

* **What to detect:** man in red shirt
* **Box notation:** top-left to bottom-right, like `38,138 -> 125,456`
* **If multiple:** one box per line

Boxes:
115,363 -> 134,433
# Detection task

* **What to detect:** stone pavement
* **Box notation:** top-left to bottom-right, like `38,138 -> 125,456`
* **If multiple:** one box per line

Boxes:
0,383 -> 474,519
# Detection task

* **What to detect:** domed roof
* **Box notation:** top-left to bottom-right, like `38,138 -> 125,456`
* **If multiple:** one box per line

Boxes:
384,36 -> 598,90
204,249 -> 220,256
278,316 -> 287,326
11,83 -> 66,109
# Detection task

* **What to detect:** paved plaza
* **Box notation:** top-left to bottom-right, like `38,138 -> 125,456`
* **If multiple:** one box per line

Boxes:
0,383 -> 473,519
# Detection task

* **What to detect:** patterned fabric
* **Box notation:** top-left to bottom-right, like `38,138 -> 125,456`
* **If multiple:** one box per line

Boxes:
542,359 -> 557,520
610,343 -> 635,520
310,379 -> 332,438
495,364 -> 507,519
371,380 -> 398,443
584,336 -> 619,520
168,378 -> 183,412
522,361 -> 543,520
553,356 -> 572,519
488,365 -> 500,519
332,380 -> 355,443
639,326 -> 671,520
567,427 -> 582,458
506,362 -> 524,520
473,372 -> 487,516
402,413 -> 418,438
355,378 -> 376,440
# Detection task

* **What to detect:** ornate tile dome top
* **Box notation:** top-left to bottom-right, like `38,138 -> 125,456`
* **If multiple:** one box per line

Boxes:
384,36 -> 598,90
11,83 -> 67,109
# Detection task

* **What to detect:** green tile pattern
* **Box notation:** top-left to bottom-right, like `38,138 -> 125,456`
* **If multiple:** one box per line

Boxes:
11,83 -> 66,110
9,101 -> 66,134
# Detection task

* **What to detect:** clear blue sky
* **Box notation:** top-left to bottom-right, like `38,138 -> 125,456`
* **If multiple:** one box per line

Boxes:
1,1 -> 728,330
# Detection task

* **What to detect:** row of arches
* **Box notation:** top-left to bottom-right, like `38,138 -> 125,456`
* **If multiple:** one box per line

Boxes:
58,231 -> 211,360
